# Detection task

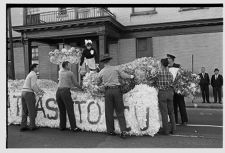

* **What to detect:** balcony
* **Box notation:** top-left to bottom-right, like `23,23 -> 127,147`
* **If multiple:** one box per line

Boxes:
25,7 -> 116,25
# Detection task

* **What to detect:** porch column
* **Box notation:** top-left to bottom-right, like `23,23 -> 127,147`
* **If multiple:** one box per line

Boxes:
22,38 -> 31,77
98,34 -> 107,69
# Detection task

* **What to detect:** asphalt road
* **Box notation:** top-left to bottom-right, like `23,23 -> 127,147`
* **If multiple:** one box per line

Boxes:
7,108 -> 223,148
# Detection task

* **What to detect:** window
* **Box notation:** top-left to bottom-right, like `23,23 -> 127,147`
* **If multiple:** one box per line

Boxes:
27,8 -> 40,15
136,38 -> 153,58
32,46 -> 38,61
131,7 -> 157,16
179,7 -> 207,11
58,7 -> 67,15
31,46 -> 39,78
137,38 -> 147,52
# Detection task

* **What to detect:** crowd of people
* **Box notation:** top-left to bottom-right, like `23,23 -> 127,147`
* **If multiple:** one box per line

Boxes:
18,39 -> 223,139
199,67 -> 223,104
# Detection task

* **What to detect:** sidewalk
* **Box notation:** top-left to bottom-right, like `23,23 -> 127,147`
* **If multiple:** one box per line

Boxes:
185,97 -> 223,109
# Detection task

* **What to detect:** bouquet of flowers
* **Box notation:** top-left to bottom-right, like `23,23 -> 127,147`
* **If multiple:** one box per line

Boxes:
82,71 -> 105,97
49,47 -> 83,65
118,57 -> 160,93
172,68 -> 201,98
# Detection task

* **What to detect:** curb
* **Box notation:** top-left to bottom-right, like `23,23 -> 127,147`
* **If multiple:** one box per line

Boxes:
186,104 -> 223,109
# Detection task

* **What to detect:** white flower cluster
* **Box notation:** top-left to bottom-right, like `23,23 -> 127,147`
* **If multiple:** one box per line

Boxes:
8,80 -> 161,136
82,71 -> 104,97
49,47 -> 82,65
122,84 -> 161,136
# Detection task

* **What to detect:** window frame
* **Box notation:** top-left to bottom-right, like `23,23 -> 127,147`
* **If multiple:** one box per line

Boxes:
179,7 -> 208,12
131,7 -> 157,16
31,46 -> 39,61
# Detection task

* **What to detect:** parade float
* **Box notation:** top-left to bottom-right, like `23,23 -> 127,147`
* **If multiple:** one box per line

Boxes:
7,47 -> 201,136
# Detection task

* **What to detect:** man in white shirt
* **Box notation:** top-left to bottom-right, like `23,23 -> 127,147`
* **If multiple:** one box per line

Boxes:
20,64 -> 44,131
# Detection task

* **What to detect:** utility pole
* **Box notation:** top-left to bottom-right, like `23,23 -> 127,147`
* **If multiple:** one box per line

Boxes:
7,7 -> 15,80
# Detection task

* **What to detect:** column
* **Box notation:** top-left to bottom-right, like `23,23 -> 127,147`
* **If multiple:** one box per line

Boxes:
23,39 -> 31,77
98,34 -> 107,69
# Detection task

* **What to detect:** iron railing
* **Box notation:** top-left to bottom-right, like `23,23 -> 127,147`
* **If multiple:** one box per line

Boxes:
25,7 -> 116,25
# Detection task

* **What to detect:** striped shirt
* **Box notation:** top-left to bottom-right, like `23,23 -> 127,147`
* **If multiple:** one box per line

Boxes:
157,69 -> 173,90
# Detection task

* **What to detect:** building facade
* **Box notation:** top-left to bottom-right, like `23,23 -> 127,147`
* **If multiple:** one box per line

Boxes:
10,7 -> 223,83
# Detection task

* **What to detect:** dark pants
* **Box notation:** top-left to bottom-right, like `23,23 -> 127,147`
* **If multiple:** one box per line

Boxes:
21,92 -> 37,128
173,93 -> 188,123
200,85 -> 210,103
158,89 -> 176,134
213,87 -> 222,103
56,88 -> 76,129
105,87 -> 127,133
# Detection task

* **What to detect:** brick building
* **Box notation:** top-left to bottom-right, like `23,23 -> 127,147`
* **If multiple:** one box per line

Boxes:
9,7 -> 223,84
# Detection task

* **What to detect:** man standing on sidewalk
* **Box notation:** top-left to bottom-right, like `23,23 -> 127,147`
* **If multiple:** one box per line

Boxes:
98,54 -> 134,139
211,68 -> 223,104
199,67 -> 210,103
157,58 -> 176,135
167,54 -> 188,125
20,64 -> 44,131
56,61 -> 83,132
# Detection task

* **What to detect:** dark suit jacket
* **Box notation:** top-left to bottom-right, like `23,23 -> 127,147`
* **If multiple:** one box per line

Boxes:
211,74 -> 223,88
199,73 -> 210,86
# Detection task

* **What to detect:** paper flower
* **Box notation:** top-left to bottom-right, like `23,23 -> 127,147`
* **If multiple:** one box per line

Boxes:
49,47 -> 83,65
172,68 -> 201,97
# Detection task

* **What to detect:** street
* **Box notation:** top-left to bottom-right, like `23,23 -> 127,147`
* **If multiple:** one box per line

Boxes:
7,107 -> 223,148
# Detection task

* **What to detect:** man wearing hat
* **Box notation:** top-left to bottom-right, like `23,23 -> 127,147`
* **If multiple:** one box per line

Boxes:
167,54 -> 188,125
98,54 -> 134,139
211,68 -> 223,104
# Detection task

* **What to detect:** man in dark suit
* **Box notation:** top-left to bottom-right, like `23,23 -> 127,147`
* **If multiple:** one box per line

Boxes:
167,54 -> 188,126
211,68 -> 223,104
199,67 -> 210,103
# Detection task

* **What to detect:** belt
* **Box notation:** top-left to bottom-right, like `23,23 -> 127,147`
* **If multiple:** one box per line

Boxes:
159,87 -> 173,91
105,86 -> 120,89
58,87 -> 70,90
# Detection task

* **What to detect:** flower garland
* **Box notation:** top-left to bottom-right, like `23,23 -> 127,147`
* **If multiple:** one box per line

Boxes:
49,47 -> 82,64
82,57 -> 161,95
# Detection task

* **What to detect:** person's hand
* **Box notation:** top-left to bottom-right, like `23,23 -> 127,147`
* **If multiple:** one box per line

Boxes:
130,75 -> 134,79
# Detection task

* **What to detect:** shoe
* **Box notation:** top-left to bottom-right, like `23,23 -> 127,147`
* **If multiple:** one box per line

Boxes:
20,127 -> 29,132
72,127 -> 82,132
157,131 -> 169,135
120,131 -> 127,139
108,132 -> 116,136
181,122 -> 187,126
59,128 -> 66,131
170,130 -> 176,135
219,102 -> 222,104
30,126 -> 39,131
207,101 -> 210,103
202,102 -> 205,103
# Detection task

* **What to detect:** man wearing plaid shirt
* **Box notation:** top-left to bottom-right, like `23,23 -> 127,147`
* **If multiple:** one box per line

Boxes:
157,58 -> 176,135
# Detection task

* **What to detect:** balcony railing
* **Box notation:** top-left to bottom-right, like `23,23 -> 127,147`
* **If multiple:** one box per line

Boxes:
25,8 -> 116,25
